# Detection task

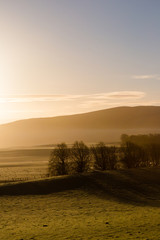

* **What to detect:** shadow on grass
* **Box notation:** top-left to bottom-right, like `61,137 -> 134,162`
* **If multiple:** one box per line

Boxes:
85,168 -> 160,207
0,168 -> 160,207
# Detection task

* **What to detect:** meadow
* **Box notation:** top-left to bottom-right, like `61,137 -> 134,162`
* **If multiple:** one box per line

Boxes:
1,148 -> 160,239
0,148 -> 50,183
1,165 -> 160,239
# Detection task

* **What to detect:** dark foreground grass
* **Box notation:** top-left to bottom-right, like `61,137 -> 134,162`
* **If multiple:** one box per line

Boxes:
1,169 -> 160,239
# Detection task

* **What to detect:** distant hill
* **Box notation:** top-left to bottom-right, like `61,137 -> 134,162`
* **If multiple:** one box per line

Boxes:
0,106 -> 160,148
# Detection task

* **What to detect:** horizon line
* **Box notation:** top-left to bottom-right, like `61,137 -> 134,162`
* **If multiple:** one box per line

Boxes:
1,105 -> 159,126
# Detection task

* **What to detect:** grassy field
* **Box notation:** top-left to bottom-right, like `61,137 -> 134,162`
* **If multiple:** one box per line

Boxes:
1,169 -> 160,239
0,148 -> 50,183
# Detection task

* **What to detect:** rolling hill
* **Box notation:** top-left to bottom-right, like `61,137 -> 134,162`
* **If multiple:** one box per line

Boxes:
0,106 -> 160,148
1,168 -> 160,204
1,169 -> 160,240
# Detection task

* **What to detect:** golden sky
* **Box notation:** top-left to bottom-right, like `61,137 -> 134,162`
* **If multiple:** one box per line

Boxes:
0,0 -> 160,123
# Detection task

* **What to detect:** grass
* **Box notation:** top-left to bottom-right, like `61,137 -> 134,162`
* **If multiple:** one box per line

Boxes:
1,169 -> 160,239
0,166 -> 47,183
0,148 -> 50,183
2,190 -> 160,240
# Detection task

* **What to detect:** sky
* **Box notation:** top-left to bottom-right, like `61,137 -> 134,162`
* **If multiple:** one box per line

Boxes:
0,0 -> 160,124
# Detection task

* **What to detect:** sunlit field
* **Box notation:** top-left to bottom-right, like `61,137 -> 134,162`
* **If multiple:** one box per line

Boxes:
0,140 -> 160,239
1,168 -> 160,240
1,190 -> 160,240
0,148 -> 50,183
0,143 -> 116,183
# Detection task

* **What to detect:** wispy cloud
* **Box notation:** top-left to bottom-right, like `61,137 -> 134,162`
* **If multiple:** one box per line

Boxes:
0,95 -> 83,103
79,91 -> 145,109
132,74 -> 160,80
80,99 -> 160,110
0,91 -> 145,103
95,91 -> 145,99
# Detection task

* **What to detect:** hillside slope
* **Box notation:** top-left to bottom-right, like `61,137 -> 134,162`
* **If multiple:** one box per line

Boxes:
1,168 -> 160,206
0,106 -> 160,147
1,169 -> 160,240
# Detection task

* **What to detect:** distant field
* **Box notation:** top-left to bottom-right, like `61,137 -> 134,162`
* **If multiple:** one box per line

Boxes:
0,148 -> 51,183
0,144 -> 119,183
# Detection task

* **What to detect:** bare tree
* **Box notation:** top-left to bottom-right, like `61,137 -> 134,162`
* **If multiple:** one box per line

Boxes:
48,143 -> 69,176
149,144 -> 160,167
71,141 -> 90,173
121,142 -> 146,168
91,142 -> 117,170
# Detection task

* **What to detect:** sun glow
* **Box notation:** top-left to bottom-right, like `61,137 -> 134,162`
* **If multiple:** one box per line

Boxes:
0,49 -> 11,96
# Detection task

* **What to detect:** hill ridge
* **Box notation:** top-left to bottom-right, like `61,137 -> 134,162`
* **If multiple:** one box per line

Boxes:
1,105 -> 159,127
0,106 -> 160,147
1,169 -> 160,206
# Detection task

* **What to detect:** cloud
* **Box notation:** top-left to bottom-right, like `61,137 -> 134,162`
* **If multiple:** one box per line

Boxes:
0,91 -> 145,103
80,99 -> 160,110
79,91 -> 145,109
94,91 -> 145,99
132,74 -> 160,80
0,94 -> 83,103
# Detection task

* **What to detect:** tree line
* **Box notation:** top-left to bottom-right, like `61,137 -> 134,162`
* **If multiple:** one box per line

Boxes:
121,133 -> 160,146
48,134 -> 160,176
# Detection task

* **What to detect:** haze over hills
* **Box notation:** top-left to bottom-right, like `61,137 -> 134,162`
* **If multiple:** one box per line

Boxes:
0,106 -> 160,148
